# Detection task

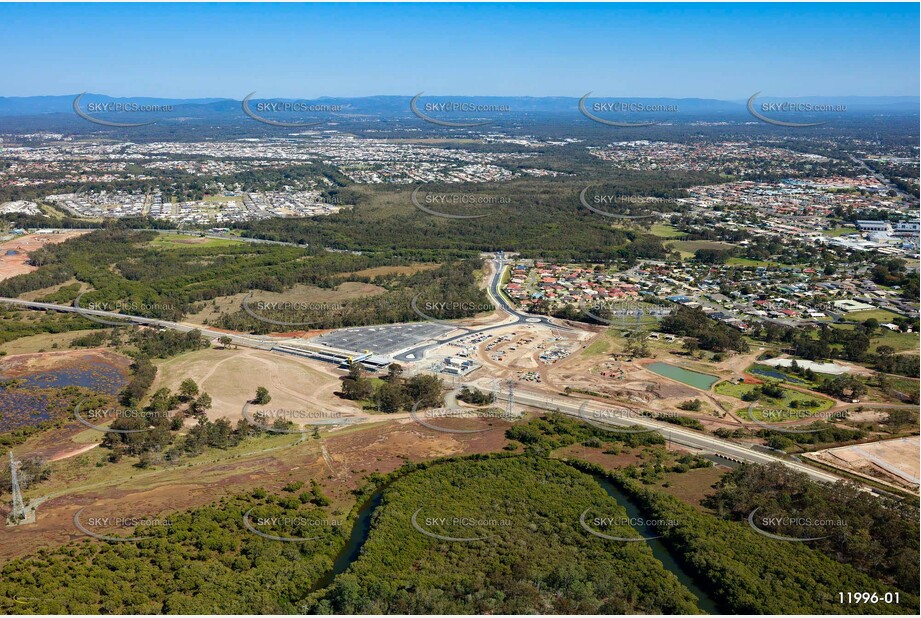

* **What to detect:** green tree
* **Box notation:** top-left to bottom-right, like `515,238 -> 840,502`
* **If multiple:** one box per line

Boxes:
191,392 -> 212,415
179,378 -> 199,401
254,386 -> 271,405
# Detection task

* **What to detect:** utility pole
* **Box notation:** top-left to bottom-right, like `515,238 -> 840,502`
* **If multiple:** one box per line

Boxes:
8,451 -> 25,523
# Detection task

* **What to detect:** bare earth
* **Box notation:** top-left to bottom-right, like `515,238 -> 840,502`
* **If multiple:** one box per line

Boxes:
151,347 -> 365,422
0,231 -> 87,281
804,435 -> 920,493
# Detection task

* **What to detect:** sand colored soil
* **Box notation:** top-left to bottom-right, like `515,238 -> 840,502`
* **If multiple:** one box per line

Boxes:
805,435 -> 920,492
0,232 -> 87,281
150,347 -> 362,422
1,409 -> 513,561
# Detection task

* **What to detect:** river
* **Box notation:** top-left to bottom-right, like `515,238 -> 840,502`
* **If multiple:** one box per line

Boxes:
591,473 -> 720,614
310,466 -> 721,614
311,489 -> 385,592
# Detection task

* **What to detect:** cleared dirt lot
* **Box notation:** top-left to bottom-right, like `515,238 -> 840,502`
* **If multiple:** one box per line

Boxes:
466,323 -> 592,382
0,231 -> 87,281
151,347 -> 363,422
805,435 -> 920,493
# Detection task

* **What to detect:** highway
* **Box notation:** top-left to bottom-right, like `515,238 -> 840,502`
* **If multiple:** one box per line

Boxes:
0,252 -> 571,365
0,296 -> 285,350
491,385 -> 847,485
2,293 -> 857,486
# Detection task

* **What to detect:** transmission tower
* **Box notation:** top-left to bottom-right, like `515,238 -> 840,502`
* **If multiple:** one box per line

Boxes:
505,379 -> 515,418
9,451 -> 25,522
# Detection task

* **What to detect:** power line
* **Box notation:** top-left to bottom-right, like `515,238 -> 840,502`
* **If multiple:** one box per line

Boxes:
9,451 -> 25,523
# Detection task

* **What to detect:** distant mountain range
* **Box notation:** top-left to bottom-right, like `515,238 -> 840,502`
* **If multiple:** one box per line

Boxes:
0,94 -> 917,116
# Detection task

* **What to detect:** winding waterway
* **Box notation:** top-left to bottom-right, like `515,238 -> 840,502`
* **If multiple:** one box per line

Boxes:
311,489 -> 385,592
310,465 -> 721,613
590,474 -> 720,614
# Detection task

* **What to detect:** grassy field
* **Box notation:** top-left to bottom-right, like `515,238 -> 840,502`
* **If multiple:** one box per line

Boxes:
582,321 -> 663,356
149,346 -> 356,423
148,235 -> 243,250
650,466 -> 726,508
347,263 -> 440,278
822,226 -> 858,237
647,224 -> 686,239
825,322 -> 919,355
885,376 -> 921,401
870,328 -> 920,354
185,281 -> 387,326
583,335 -> 615,356
845,309 -> 904,323
22,427 -> 306,504
665,239 -> 737,259
0,330 -> 98,355
715,380 -> 835,420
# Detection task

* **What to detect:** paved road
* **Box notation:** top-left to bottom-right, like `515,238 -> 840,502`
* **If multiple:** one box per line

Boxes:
0,297 -> 284,350
491,385 -> 848,485
1,253 -> 575,365
1,295 -> 863,487
393,255 -> 576,361
487,256 -> 571,331
0,286 -> 888,491
849,155 -> 914,202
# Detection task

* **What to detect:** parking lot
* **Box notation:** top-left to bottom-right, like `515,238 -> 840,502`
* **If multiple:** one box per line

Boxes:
311,322 -> 455,356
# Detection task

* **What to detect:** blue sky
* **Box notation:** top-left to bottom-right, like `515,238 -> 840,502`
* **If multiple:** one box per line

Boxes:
2,2 -> 918,98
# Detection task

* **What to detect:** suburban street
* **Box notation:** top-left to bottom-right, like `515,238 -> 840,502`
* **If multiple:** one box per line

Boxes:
394,254 -> 574,361
0,258 -> 876,491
